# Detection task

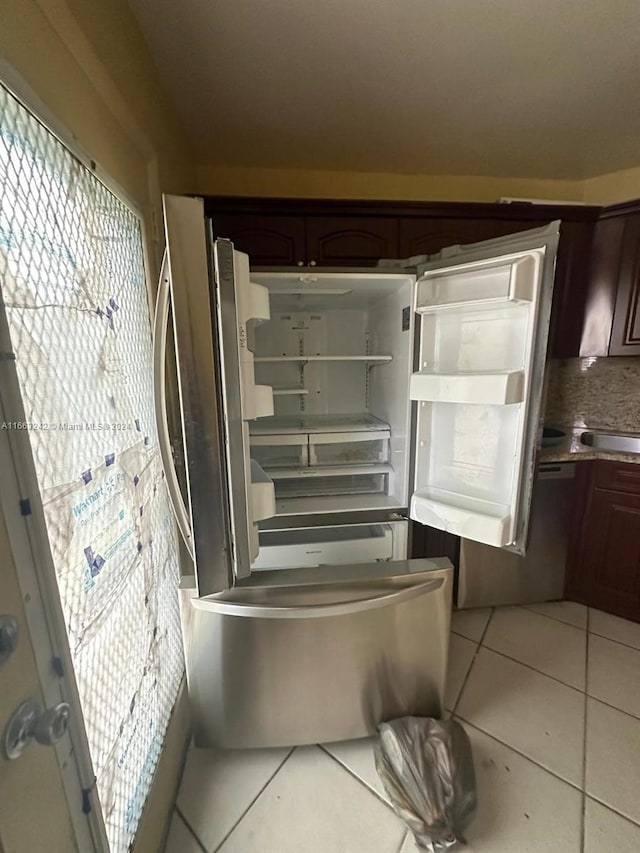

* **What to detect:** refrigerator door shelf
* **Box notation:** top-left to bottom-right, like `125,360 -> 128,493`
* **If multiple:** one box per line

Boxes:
410,370 -> 524,406
250,460 -> 276,522
180,558 -> 453,748
235,253 -> 274,421
415,251 -> 536,311
411,488 -> 511,548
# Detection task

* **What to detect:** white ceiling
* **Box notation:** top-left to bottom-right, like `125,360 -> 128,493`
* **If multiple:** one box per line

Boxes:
130,0 -> 640,180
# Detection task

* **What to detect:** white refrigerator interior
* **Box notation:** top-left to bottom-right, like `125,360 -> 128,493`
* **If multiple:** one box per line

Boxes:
160,194 -> 558,748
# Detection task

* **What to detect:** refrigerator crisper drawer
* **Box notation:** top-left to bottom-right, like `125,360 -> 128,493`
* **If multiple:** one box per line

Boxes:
249,433 -> 308,469
180,559 -> 453,748
309,430 -> 390,466
270,467 -> 390,499
251,523 -> 396,570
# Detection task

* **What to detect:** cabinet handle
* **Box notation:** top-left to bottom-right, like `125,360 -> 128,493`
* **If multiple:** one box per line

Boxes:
296,260 -> 304,267
309,260 -> 317,267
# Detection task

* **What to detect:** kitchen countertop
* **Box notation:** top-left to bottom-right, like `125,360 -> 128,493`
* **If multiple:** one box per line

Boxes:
540,428 -> 640,466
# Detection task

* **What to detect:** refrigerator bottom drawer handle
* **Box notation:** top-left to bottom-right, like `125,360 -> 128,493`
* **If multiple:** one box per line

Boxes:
192,578 -> 443,620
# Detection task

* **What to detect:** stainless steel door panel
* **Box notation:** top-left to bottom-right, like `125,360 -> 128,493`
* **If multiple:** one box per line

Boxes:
162,195 -> 233,595
180,559 -> 453,748
457,462 -> 575,608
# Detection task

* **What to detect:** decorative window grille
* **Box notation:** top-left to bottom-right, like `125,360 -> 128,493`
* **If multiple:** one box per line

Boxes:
0,83 -> 184,852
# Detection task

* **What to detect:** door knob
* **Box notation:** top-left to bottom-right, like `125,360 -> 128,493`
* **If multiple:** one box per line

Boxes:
296,260 -> 304,267
0,615 -> 19,665
4,698 -> 71,759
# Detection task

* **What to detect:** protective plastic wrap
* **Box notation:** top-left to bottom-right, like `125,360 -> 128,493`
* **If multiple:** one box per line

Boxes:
0,84 -> 183,851
375,717 -> 477,851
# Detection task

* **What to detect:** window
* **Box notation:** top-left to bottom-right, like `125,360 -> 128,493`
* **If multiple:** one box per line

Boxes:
0,83 -> 184,852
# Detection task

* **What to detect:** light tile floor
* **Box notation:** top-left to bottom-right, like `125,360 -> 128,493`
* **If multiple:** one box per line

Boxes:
165,603 -> 640,853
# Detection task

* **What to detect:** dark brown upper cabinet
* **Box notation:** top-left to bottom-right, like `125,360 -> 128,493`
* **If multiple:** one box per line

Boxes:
305,217 -> 398,266
204,197 -> 599,359
549,220 -> 595,359
610,214 -> 640,355
580,207 -> 640,357
399,216 -> 594,359
210,214 -> 306,266
398,217 -> 537,256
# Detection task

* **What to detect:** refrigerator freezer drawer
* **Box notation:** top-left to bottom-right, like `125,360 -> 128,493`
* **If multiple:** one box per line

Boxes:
180,559 -> 453,748
251,523 -> 396,570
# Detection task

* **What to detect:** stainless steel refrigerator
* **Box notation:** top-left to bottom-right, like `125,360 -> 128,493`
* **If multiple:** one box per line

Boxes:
155,194 -> 559,748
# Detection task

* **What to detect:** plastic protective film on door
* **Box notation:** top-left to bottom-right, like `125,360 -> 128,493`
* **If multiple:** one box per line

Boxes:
0,85 -> 183,852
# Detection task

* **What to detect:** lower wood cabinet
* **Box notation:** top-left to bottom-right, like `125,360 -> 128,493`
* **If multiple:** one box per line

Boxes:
565,460 -> 640,622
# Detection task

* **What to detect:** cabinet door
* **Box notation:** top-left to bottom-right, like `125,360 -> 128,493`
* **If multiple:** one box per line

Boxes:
578,217 -> 624,357
566,462 -> 640,622
609,214 -> 640,355
399,217 -> 536,257
210,214 -> 307,266
548,220 -> 595,358
305,217 -> 398,266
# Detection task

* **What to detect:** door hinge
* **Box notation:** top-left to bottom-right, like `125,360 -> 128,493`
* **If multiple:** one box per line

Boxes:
19,498 -> 32,516
52,656 -> 65,677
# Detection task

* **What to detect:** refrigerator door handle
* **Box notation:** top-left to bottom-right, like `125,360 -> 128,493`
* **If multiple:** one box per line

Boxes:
153,250 -> 195,559
191,577 -> 444,619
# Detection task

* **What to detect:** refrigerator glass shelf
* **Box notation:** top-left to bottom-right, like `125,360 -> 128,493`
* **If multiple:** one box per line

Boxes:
250,413 -> 390,435
267,463 -> 393,479
272,388 -> 309,396
253,355 -> 392,362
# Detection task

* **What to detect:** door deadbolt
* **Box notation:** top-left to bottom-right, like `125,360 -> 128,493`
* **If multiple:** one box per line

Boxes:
4,698 -> 71,759
0,615 -> 19,665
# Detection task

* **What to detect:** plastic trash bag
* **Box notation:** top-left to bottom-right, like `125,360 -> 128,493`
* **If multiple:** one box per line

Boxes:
374,717 -> 477,851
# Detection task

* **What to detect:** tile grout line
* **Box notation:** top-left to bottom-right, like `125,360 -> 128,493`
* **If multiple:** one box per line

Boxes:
451,608 -> 494,716
480,642 -> 586,695
318,744 -> 398,815
454,715 -> 586,795
174,806 -> 209,853
521,603 -> 588,631
584,692 -> 640,723
210,747 -> 296,853
588,628 -> 640,654
585,792 -> 640,832
580,607 -> 590,853
473,615 -> 640,724
396,830 -> 410,853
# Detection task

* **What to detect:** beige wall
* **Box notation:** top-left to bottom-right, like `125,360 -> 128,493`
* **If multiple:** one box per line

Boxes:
194,163 -> 587,203
196,162 -> 640,206
0,0 -> 193,849
583,165 -> 640,207
0,0 -> 194,271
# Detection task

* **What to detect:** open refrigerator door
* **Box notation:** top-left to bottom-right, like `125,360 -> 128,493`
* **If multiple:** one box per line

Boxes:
160,196 -> 276,593
409,222 -> 560,554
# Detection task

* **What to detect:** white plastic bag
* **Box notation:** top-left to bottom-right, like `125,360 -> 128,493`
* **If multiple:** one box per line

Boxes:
375,717 -> 477,851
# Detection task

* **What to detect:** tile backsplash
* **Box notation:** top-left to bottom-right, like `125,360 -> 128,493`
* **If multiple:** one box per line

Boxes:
545,358 -> 640,433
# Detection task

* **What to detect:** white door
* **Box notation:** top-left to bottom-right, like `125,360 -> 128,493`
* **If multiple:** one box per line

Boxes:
0,422 -> 104,853
408,222 -> 560,554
